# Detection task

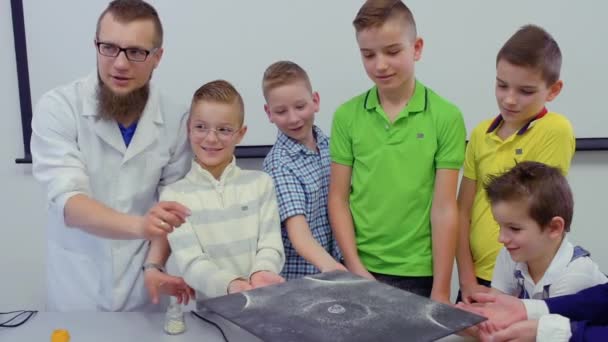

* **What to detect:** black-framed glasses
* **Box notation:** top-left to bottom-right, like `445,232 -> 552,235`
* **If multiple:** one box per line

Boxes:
95,41 -> 158,62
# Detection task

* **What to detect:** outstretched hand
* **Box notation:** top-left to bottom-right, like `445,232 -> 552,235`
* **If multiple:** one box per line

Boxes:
250,271 -> 285,288
479,319 -> 538,342
320,261 -> 348,273
144,268 -> 195,305
457,292 -> 527,333
459,283 -> 491,304
228,279 -> 254,294
346,262 -> 375,280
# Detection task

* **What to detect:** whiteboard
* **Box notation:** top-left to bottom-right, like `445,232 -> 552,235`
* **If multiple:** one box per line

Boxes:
23,1 -> 608,146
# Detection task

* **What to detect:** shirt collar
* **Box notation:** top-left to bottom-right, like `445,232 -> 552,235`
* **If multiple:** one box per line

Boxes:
276,125 -> 327,155
486,107 -> 548,135
536,237 -> 574,286
514,237 -> 573,289
188,157 -> 238,185
364,80 -> 426,115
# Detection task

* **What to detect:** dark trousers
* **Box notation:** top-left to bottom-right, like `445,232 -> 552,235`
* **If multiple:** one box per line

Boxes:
455,277 -> 492,303
369,271 -> 433,297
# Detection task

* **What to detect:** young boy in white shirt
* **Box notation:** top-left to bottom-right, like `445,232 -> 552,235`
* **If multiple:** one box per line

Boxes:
163,80 -> 286,300
486,161 -> 607,299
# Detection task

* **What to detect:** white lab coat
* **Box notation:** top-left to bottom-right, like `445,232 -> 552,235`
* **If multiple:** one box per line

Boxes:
31,73 -> 191,311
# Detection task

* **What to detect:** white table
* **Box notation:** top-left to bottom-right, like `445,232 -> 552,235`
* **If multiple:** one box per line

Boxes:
0,312 -> 472,341
0,312 -> 223,341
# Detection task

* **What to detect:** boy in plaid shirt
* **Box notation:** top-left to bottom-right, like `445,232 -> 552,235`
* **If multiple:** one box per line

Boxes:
262,61 -> 344,280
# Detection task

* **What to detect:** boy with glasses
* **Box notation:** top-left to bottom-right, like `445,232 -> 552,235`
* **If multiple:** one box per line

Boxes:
164,80 -> 286,300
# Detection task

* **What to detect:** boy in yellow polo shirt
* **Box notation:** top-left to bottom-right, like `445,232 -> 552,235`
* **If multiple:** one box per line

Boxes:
456,24 -> 575,303
329,0 -> 466,303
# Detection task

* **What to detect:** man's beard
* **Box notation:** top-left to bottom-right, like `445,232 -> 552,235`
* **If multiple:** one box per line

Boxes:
95,73 -> 150,121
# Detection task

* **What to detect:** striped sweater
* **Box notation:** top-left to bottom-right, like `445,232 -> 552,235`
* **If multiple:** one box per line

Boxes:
164,159 -> 285,299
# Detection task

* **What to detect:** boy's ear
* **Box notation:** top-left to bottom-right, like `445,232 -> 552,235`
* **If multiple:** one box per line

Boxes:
186,116 -> 192,139
264,104 -> 273,123
312,91 -> 320,113
413,37 -> 424,61
235,125 -> 248,145
546,80 -> 563,102
546,216 -> 565,238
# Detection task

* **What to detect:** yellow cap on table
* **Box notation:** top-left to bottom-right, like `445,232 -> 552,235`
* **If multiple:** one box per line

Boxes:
51,329 -> 70,342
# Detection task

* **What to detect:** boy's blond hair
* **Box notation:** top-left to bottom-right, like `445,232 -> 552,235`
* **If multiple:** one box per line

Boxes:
353,0 -> 416,41
262,61 -> 313,100
497,24 -> 562,86
191,80 -> 245,126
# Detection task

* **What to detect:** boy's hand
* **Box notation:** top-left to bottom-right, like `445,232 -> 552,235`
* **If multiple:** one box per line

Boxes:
228,279 -> 253,294
479,319 -> 538,342
345,262 -> 375,280
320,262 -> 348,273
459,283 -> 491,304
455,323 -> 480,340
250,271 -> 285,288
430,289 -> 451,304
459,292 -> 527,332
144,268 -> 195,305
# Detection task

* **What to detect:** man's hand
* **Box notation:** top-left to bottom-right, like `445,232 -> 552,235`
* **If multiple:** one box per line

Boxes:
139,201 -> 191,239
144,268 -> 195,305
250,271 -> 285,288
228,279 -> 253,294
479,319 -> 538,342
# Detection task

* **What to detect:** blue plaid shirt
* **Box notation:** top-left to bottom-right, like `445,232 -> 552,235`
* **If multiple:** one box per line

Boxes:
263,126 -> 341,280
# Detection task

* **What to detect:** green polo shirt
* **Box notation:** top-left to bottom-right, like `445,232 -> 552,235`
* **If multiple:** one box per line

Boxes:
330,80 -> 466,276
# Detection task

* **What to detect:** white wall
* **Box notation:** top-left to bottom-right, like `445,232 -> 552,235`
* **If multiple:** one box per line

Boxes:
2,2 -> 607,311
566,152 -> 608,269
1,0 -> 47,310
23,0 -> 608,145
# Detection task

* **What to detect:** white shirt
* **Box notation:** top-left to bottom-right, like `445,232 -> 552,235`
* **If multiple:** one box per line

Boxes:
31,73 -> 191,311
165,159 -> 285,300
492,237 -> 607,299
524,301 -> 571,342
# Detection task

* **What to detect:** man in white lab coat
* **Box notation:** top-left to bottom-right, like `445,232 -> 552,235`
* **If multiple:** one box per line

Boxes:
31,0 -> 193,311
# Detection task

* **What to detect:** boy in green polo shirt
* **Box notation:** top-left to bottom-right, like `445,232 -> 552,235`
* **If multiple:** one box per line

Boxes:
328,0 -> 466,303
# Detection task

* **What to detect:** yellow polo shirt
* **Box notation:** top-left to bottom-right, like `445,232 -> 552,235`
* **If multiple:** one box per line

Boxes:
464,111 -> 575,281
